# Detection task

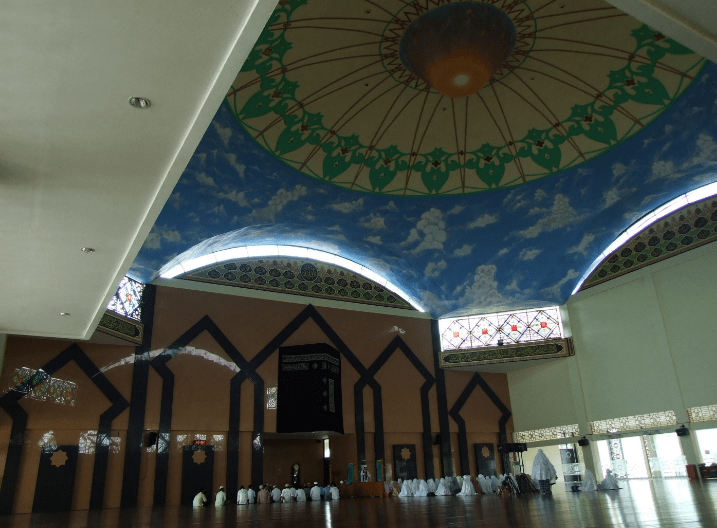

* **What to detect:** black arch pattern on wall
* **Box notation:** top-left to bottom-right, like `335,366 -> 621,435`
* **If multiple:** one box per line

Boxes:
359,336 -> 436,478
147,304 -> 372,504
0,344 -> 129,514
448,372 -> 511,477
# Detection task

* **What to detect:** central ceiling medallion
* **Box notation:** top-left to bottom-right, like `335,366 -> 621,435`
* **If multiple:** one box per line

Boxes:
399,2 -> 516,98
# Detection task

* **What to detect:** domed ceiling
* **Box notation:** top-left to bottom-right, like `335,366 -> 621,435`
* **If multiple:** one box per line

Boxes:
131,0 -> 717,318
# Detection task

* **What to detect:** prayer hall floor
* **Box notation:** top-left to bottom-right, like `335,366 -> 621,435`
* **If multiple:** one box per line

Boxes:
4,479 -> 717,528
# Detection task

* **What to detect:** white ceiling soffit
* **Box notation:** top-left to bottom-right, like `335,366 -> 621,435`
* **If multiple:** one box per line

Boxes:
0,0 -> 277,339
605,0 -> 717,64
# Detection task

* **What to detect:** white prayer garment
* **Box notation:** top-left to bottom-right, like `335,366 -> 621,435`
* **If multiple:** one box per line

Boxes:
498,474 -> 505,485
398,479 -> 414,497
477,475 -> 493,494
457,475 -> 476,496
426,478 -> 437,494
236,488 -> 248,505
290,487 -> 297,498
455,475 -> 463,490
310,484 -> 322,501
271,487 -> 281,502
281,486 -> 292,502
247,488 -> 256,503
414,480 -> 428,497
435,478 -> 449,496
296,489 -> 307,502
449,477 -> 461,494
531,449 -> 558,482
579,470 -> 598,491
490,475 -> 500,492
215,488 -> 226,507
600,469 -> 620,490
193,491 -> 207,507
331,485 -> 340,499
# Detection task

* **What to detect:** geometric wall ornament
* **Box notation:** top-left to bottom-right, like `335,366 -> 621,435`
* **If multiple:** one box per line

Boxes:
97,310 -> 144,344
513,423 -> 580,443
439,337 -> 574,368
580,197 -> 717,291
590,410 -> 677,434
179,257 -> 414,310
687,404 -> 717,423
228,0 -> 704,195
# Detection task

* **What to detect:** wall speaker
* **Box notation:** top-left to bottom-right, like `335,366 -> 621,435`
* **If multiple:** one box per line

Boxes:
146,431 -> 158,447
578,436 -> 589,446
676,425 -> 690,437
514,443 -> 527,452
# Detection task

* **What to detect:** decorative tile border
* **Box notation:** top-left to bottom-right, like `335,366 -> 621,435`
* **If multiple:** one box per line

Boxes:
439,338 -> 573,368
581,197 -> 717,291
687,404 -> 717,423
97,310 -> 144,345
514,424 -> 580,443
179,257 -> 413,310
590,410 -> 677,434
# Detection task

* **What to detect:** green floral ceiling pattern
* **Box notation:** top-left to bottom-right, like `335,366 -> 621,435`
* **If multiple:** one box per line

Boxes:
228,0 -> 704,195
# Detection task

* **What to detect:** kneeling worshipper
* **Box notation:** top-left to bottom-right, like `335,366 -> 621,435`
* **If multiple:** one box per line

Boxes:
457,475 -> 476,496
310,482 -> 322,501
193,488 -> 208,507
426,478 -> 437,495
449,476 -> 461,495
398,478 -> 414,497
257,485 -> 270,503
296,486 -> 307,502
323,483 -> 332,499
271,485 -> 282,503
600,469 -> 620,490
414,479 -> 429,497
490,475 -> 500,493
331,483 -> 340,499
578,470 -> 598,491
281,484 -> 293,502
247,485 -> 256,503
236,486 -> 249,505
215,486 -> 227,507
477,475 -> 492,494
455,475 -> 463,492
531,449 -> 558,495
435,478 -> 449,496
391,480 -> 401,497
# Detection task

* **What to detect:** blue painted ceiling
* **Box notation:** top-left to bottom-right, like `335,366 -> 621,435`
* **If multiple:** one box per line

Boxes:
130,2 -> 717,318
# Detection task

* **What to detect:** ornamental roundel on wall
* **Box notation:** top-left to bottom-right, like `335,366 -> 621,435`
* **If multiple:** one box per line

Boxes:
227,0 -> 704,196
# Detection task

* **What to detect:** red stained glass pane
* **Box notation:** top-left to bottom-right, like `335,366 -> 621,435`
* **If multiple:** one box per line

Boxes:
511,325 -> 517,331
482,329 -> 488,335
453,331 -> 460,338
540,321 -> 547,328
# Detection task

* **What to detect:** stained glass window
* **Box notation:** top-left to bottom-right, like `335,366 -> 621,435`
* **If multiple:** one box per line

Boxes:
78,430 -> 121,454
107,276 -> 145,321
590,411 -> 677,434
513,424 -> 580,443
267,387 -> 278,410
438,306 -> 564,352
12,367 -> 77,406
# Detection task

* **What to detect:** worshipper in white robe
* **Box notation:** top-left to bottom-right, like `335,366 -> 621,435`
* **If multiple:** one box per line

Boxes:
193,488 -> 208,507
214,486 -> 227,507
457,475 -> 476,496
531,449 -> 558,495
455,475 -> 463,491
498,474 -> 505,486
435,478 -> 449,496
247,485 -> 256,504
290,486 -> 298,500
310,482 -> 322,501
490,475 -> 500,492
281,484 -> 292,502
271,486 -> 281,502
331,484 -> 340,499
426,478 -> 437,495
414,480 -> 429,497
449,477 -> 462,494
296,488 -> 307,502
477,475 -> 493,494
237,486 -> 249,505
257,485 -> 270,503
600,469 -> 620,490
578,470 -> 598,491
398,478 -> 414,497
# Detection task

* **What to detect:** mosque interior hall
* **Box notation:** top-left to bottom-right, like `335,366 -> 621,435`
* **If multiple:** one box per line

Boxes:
3,0 -> 717,525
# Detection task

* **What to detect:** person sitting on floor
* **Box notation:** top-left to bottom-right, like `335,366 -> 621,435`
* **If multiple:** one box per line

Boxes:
296,486 -> 307,502
331,482 -> 340,499
215,486 -> 226,507
247,485 -> 256,504
237,486 -> 248,505
193,488 -> 208,507
414,479 -> 429,497
310,482 -> 322,501
457,475 -> 476,496
600,469 -> 620,490
398,477 -> 414,497
257,485 -> 270,503
578,470 -> 598,491
531,449 -> 558,495
435,478 -> 449,496
281,484 -> 293,502
270,485 -> 281,503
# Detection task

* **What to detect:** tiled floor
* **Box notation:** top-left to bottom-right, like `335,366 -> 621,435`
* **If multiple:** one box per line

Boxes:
3,479 -> 717,528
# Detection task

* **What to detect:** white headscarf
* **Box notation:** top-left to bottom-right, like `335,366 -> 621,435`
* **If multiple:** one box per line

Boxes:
490,475 -> 500,492
426,478 -> 437,494
398,478 -> 414,497
435,478 -> 449,496
531,449 -> 558,481
457,475 -> 476,496
477,475 -> 493,494
600,469 -> 620,490
579,469 -> 597,491
414,480 -> 428,497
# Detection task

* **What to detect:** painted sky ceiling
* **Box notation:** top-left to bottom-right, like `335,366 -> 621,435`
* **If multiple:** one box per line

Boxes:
131,0 -> 717,318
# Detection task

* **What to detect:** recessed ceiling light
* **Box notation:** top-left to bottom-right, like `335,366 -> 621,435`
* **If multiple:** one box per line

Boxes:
128,97 -> 151,109
59,312 -> 70,316
80,247 -> 95,253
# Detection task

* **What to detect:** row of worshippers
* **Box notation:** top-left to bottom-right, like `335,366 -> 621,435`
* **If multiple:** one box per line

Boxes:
211,482 -> 340,506
386,474 -> 517,497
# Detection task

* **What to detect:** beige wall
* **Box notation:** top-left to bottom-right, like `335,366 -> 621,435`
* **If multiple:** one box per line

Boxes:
0,284 -> 511,512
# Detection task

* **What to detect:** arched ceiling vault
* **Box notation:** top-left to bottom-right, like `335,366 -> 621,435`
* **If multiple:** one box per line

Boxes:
133,0 -> 717,318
